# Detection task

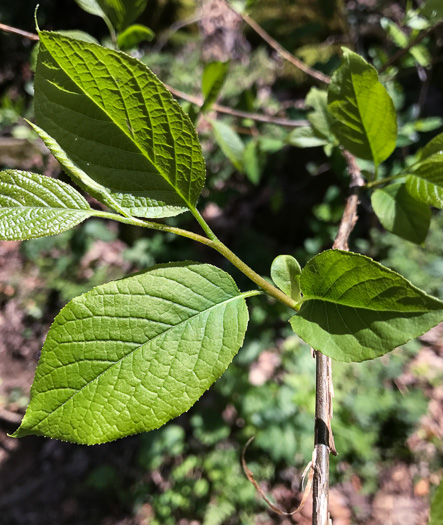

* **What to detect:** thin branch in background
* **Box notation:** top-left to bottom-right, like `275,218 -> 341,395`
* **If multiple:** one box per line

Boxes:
233,9 -> 331,84
0,23 -> 39,41
379,20 -> 443,74
165,84 -> 308,128
154,13 -> 202,51
312,150 -> 364,525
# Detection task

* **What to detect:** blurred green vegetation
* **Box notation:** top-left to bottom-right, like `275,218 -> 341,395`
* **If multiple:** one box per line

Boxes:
1,0 -> 443,523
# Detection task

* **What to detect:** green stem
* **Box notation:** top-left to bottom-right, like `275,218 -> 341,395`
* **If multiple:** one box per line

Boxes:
364,172 -> 405,189
189,206 -> 219,242
93,210 -> 298,310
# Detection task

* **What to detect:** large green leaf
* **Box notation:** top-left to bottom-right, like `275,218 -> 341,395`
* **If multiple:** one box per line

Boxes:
35,31 -> 205,218
75,0 -> 148,31
0,170 -> 93,240
430,478 -> 443,525
405,175 -> 443,209
371,183 -> 431,244
328,48 -> 397,166
420,131 -> 443,160
290,250 -> 443,362
13,263 -> 252,444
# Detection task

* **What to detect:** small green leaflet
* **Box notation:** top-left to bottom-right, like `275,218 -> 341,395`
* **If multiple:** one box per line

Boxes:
371,183 -> 431,244
328,48 -> 397,166
13,263 -> 253,444
210,119 -> 244,172
270,254 -> 302,302
201,61 -> 229,113
290,250 -> 443,362
305,87 -> 335,140
35,31 -> 206,219
117,24 -> 154,50
0,170 -> 93,240
288,127 -> 329,148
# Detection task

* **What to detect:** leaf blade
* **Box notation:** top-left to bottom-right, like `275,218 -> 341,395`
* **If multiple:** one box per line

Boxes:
35,31 -> 205,218
0,170 -> 93,240
13,263 -> 250,444
328,48 -> 397,166
290,250 -> 443,362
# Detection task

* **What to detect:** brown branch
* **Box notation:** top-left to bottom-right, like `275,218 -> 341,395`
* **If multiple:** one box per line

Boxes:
165,84 -> 308,128
235,10 -> 330,84
0,23 -> 39,41
379,20 -> 443,74
313,149 -> 364,525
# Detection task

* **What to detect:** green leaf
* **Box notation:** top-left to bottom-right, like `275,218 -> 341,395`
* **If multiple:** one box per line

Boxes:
201,61 -> 229,113
408,152 -> 443,189
290,250 -> 443,362
75,0 -> 148,32
305,87 -> 335,140
406,175 -> 443,209
328,48 -> 397,166
420,132 -> 443,160
243,140 -> 261,185
13,263 -> 251,444
288,127 -> 329,148
210,119 -> 244,171
117,24 -> 154,50
381,18 -> 408,48
0,170 -> 93,240
430,478 -> 443,525
371,183 -> 431,244
35,31 -> 205,218
421,0 -> 443,20
270,254 -> 302,302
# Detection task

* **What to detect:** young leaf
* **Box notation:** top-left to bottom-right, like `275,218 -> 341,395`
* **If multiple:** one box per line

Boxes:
35,31 -> 205,218
117,24 -> 154,50
371,183 -> 431,244
290,250 -> 443,362
210,119 -> 244,171
270,255 -> 302,302
305,87 -> 335,140
0,170 -> 93,240
328,48 -> 397,166
13,263 -> 251,444
288,127 -> 329,148
243,140 -> 261,185
201,61 -> 229,113
430,478 -> 443,525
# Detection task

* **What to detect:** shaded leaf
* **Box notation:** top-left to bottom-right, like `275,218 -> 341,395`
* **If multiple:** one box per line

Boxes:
117,24 -> 154,50
201,61 -> 229,113
35,31 -> 205,218
420,131 -> 443,160
305,87 -> 335,140
13,263 -> 252,444
243,140 -> 261,185
371,183 -> 431,244
421,0 -> 443,20
328,48 -> 397,166
0,170 -> 93,240
290,250 -> 443,362
210,119 -> 244,171
288,127 -> 329,148
271,255 -> 302,302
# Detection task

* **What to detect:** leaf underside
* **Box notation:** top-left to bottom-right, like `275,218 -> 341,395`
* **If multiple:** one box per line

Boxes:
35,31 -> 205,218
0,170 -> 93,240
290,250 -> 443,362
13,263 -> 249,444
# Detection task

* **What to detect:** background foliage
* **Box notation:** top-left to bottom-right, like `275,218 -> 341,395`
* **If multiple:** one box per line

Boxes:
0,0 -> 443,523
